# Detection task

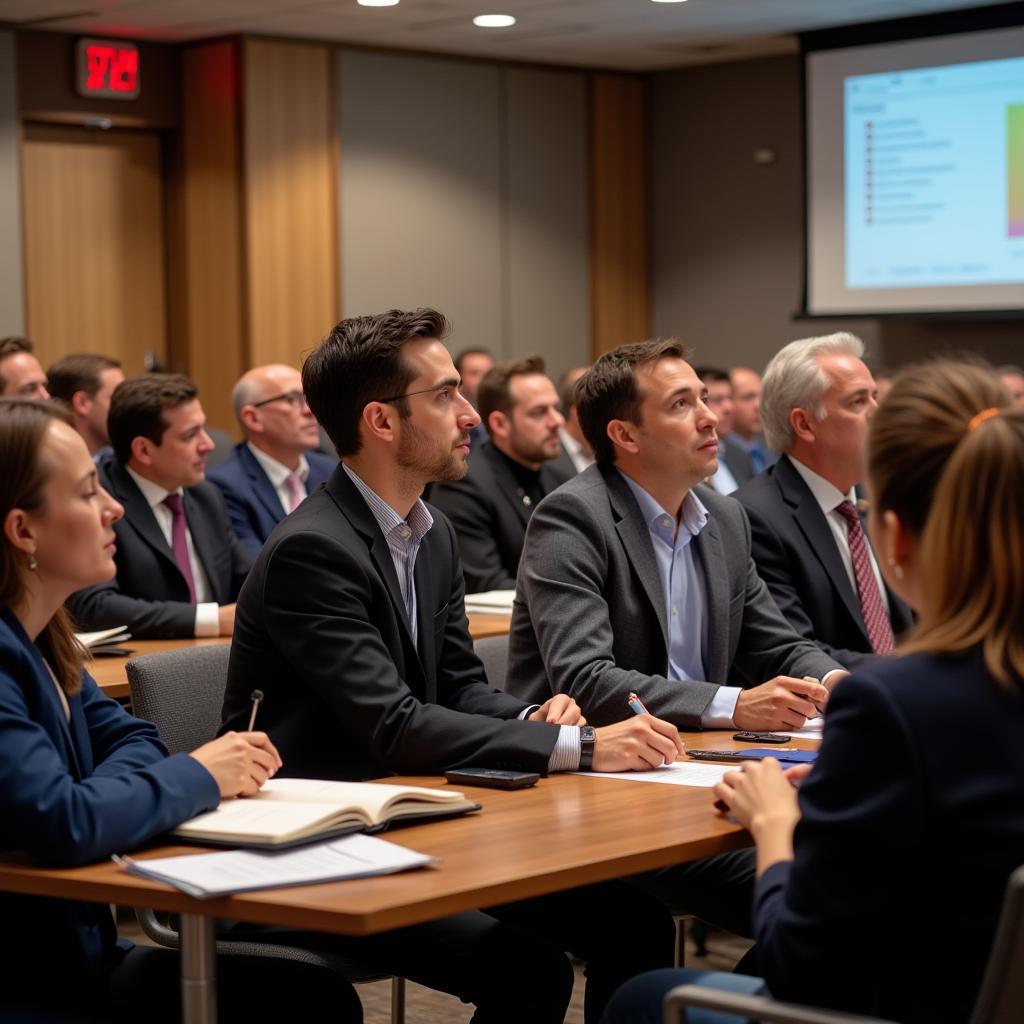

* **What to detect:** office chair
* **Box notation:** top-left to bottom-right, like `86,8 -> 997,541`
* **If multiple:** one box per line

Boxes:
662,864 -> 1024,1024
474,633 -> 509,691
126,644 -> 406,1024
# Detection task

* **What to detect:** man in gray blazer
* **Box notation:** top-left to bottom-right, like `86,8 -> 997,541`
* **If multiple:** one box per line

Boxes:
507,339 -> 845,732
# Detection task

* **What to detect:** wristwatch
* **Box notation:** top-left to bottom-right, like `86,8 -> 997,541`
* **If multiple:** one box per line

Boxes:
578,725 -> 596,771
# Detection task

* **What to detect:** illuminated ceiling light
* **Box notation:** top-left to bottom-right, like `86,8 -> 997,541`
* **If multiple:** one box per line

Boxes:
473,14 -> 516,27
357,0 -> 400,7
650,0 -> 689,4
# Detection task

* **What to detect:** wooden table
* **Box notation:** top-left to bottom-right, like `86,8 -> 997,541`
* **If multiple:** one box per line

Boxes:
89,612 -> 512,699
0,730 -> 812,1022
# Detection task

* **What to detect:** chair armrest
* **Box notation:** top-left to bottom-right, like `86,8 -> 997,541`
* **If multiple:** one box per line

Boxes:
135,907 -> 181,948
663,984 -> 899,1024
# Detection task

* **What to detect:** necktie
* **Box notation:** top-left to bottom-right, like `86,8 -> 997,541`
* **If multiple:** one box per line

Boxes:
163,494 -> 197,603
284,472 -> 305,513
835,500 -> 895,654
749,446 -> 766,473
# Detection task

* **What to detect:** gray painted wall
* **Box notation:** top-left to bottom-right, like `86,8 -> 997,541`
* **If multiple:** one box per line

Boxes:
0,32 -> 25,336
337,50 -> 588,379
650,55 -> 1022,374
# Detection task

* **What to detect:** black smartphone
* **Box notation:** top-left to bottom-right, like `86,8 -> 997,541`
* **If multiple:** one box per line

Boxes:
444,769 -> 540,790
686,750 -> 745,763
733,731 -> 791,743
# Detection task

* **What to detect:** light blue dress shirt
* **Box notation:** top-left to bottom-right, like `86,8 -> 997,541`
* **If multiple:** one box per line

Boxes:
619,472 -> 742,727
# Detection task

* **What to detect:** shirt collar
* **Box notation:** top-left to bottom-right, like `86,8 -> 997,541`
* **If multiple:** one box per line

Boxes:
247,442 -> 309,488
126,465 -> 182,509
617,469 -> 708,547
788,456 -> 856,515
342,463 -> 433,544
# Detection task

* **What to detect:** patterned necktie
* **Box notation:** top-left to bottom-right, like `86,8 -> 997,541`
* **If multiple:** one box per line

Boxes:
835,500 -> 895,654
284,472 -> 305,513
162,494 -> 197,603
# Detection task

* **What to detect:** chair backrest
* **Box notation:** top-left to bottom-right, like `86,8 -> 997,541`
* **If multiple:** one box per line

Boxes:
474,634 -> 509,691
126,644 -> 231,754
972,865 -> 1024,1024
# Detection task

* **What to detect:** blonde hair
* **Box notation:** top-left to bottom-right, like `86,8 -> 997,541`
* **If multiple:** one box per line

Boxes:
867,359 -> 1022,686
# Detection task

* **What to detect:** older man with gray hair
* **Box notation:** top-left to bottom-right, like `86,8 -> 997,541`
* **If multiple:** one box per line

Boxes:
733,332 -> 912,667
208,364 -> 336,557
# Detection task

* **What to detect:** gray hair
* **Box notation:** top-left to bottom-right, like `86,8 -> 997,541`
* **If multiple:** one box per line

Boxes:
761,332 -> 865,452
231,376 -> 262,423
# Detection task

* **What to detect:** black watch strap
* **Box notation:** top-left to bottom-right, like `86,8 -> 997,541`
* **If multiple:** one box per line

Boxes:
578,725 -> 596,771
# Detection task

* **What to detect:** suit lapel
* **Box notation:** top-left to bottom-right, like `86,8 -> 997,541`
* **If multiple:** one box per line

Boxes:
483,446 -> 534,528
183,489 -> 223,602
106,463 -> 180,574
776,458 -> 868,641
692,507 -> 729,681
412,541 -> 438,704
241,444 -> 288,520
604,468 -> 668,650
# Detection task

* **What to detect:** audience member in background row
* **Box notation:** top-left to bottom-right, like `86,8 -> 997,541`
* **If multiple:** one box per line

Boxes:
46,352 -> 125,461
430,354 -> 574,592
728,365 -> 776,472
603,360 -> 1024,1024
221,308 -> 681,1024
68,374 -> 252,639
694,366 -> 754,494
0,399 -> 357,1024
872,365 -> 895,403
998,363 -> 1024,406
734,333 -> 912,668
209,364 -> 336,558
0,336 -> 49,399
508,339 -> 843,732
453,346 -> 494,448
558,365 -> 596,473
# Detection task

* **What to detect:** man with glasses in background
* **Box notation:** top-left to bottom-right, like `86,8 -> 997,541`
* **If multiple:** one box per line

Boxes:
209,364 -> 336,557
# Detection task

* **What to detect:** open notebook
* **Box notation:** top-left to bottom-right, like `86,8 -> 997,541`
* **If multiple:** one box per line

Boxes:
173,778 -> 479,850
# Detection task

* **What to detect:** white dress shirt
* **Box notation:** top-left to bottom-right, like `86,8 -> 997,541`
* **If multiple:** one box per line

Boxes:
248,443 -> 310,513
558,428 -> 595,474
125,466 -> 220,636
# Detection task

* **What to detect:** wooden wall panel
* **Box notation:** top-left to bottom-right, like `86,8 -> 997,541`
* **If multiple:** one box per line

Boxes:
21,124 -> 166,372
589,73 -> 649,357
244,39 -> 337,367
0,31 -> 24,336
176,41 -> 245,432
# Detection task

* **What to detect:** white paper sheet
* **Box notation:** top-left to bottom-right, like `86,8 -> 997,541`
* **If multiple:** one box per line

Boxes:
571,762 -> 730,787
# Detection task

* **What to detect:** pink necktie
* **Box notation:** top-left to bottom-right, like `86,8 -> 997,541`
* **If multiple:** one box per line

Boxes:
284,472 -> 304,513
835,500 -> 895,654
162,494 -> 197,603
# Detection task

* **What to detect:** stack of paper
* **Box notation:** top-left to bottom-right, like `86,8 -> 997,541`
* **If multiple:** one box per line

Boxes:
74,626 -> 132,655
115,833 -> 437,899
464,590 -> 516,616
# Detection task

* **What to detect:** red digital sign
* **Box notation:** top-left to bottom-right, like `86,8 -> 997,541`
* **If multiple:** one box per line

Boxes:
75,38 -> 140,100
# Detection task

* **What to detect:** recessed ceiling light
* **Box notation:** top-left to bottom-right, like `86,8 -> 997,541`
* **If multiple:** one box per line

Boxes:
473,14 -> 516,28
650,0 -> 689,4
357,0 -> 400,6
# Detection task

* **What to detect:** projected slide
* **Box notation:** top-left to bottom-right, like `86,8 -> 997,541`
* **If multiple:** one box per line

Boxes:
844,55 -> 1024,290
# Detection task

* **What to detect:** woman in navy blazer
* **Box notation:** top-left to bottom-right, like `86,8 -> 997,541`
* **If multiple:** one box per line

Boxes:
604,360 -> 1024,1024
0,399 -> 356,1022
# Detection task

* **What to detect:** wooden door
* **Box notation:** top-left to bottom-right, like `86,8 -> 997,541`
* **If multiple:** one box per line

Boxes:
21,124 -> 167,372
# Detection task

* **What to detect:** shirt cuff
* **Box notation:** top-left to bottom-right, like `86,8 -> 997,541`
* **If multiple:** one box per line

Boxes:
547,725 -> 582,773
702,685 -> 742,728
822,669 -> 847,689
518,705 -> 540,721
194,603 -> 220,637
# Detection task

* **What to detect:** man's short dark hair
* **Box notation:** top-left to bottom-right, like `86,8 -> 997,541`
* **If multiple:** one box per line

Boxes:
477,354 -> 546,439
693,366 -> 730,386
0,337 -> 33,389
108,373 -> 198,465
453,347 -> 492,374
577,339 -> 691,465
46,353 -> 122,404
303,308 -> 449,457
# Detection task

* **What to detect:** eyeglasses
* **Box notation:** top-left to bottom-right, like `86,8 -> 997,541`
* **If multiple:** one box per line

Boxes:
376,381 -> 460,404
251,390 -> 308,409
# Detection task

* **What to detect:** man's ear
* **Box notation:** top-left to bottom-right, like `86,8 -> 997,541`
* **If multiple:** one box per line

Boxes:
130,435 -> 155,467
488,410 -> 510,444
607,419 -> 639,457
789,406 -> 816,444
361,402 -> 398,445
3,507 -> 36,558
70,390 -> 92,419
239,406 -> 263,436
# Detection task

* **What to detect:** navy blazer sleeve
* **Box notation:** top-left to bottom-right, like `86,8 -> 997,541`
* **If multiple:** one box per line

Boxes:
0,663 -> 219,867
208,466 -> 267,561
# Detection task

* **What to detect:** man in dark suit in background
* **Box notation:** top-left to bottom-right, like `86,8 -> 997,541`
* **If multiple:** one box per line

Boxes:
220,307 -> 680,1023
46,352 -> 124,461
694,366 -> 753,494
0,336 -> 49,400
734,332 -> 912,667
430,354 -> 573,592
68,374 -> 251,638
208,363 -> 335,558
453,346 -> 493,449
727,366 -> 777,472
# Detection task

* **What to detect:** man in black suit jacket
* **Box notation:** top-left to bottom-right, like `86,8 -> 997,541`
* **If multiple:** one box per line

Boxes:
734,333 -> 912,668
220,308 -> 680,1023
68,374 -> 251,639
430,354 -> 574,592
